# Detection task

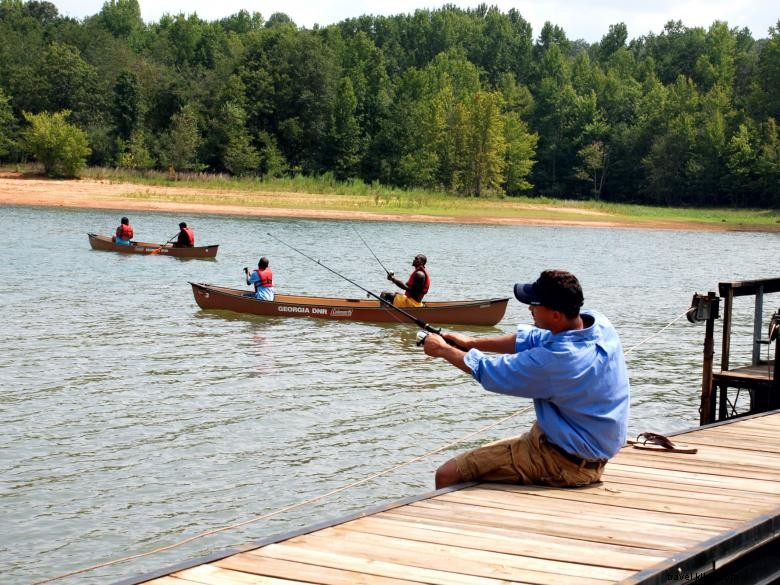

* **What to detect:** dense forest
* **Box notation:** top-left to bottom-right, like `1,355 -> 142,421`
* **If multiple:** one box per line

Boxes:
0,0 -> 778,207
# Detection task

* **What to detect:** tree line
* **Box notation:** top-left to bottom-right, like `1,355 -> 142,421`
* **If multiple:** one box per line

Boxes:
0,0 -> 778,207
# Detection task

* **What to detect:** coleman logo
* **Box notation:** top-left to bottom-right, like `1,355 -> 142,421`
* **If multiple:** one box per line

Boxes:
330,309 -> 353,317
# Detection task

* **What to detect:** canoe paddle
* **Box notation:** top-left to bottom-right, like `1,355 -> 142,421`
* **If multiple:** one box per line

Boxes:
267,232 -> 444,339
352,225 -> 393,277
149,233 -> 178,256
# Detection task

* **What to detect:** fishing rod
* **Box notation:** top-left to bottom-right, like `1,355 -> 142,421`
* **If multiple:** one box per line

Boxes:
267,232 -> 443,338
352,225 -> 392,277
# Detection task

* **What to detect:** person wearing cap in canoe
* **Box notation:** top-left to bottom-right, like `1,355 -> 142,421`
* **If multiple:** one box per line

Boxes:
381,253 -> 430,308
421,269 -> 630,489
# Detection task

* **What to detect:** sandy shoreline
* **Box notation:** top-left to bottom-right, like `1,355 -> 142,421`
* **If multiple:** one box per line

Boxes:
1,172 -> 776,232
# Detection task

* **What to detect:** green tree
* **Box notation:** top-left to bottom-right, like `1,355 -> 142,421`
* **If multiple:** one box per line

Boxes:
158,103 -> 204,172
456,91 -> 506,196
502,112 -> 538,194
220,102 -> 260,176
598,23 -> 628,65
256,130 -> 288,177
575,141 -> 608,199
118,129 -> 155,170
22,110 -> 91,177
97,0 -> 143,38
36,42 -> 102,125
328,77 -> 361,180
112,70 -> 141,142
0,88 -> 18,159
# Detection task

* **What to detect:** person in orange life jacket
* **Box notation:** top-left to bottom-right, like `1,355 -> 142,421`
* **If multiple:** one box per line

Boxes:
381,254 -> 430,308
174,222 -> 195,247
113,216 -> 133,245
244,256 -> 274,301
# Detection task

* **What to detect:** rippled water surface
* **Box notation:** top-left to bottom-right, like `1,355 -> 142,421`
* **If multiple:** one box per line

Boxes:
1,206 -> 778,583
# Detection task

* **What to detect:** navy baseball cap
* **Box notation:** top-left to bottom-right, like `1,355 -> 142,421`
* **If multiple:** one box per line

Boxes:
513,270 -> 584,315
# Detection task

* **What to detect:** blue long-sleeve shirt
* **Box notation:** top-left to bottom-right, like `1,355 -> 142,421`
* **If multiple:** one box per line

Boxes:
463,309 -> 630,460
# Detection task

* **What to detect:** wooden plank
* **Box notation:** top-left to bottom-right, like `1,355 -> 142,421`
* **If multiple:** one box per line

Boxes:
608,453 -> 780,480
614,444 -> 780,468
451,485 -> 749,524
216,555 -> 418,584
678,435 -> 780,453
602,466 -> 780,496
391,499 -> 710,550
342,514 -> 665,570
378,510 -> 671,558
249,543 -> 553,585
606,463 -> 780,493
723,416 -> 780,430
172,564 -> 312,584
584,478 -> 771,508
277,528 -> 629,584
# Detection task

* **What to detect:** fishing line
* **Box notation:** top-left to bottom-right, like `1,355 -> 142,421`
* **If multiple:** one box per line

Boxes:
267,232 -> 443,334
352,224 -> 392,276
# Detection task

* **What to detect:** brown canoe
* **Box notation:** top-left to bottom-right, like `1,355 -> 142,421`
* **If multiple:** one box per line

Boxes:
88,233 -> 218,258
190,282 -> 509,326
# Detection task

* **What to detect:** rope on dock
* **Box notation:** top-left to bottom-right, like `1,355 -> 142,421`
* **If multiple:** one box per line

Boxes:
33,310 -> 690,584
624,309 -> 691,356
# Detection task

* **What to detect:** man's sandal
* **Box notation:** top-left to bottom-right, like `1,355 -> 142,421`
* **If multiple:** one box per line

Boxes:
627,432 -> 698,454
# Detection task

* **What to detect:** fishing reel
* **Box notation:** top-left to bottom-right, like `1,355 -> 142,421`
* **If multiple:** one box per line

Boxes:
416,330 -> 428,346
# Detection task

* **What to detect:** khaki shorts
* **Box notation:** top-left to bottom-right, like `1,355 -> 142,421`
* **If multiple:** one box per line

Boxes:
453,422 -> 606,487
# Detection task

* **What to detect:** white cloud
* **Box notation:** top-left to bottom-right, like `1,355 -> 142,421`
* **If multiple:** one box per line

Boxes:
51,0 -> 778,41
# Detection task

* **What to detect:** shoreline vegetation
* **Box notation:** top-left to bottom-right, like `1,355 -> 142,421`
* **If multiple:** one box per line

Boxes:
1,167 -> 778,233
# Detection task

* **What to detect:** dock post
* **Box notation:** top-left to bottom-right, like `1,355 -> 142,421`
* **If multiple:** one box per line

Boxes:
699,292 -> 719,425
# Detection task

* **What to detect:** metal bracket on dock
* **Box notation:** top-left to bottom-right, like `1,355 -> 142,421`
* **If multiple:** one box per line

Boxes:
686,292 -> 720,323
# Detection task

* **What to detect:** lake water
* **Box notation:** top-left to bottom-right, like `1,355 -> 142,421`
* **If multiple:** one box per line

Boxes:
1,205 -> 778,584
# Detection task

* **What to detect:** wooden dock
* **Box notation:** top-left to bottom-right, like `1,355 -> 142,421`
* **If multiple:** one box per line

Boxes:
121,411 -> 780,585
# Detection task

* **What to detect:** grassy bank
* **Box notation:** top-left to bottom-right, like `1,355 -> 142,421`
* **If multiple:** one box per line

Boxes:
36,166 -> 778,230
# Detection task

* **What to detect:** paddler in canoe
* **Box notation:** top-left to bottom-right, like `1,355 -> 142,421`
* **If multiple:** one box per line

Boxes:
244,256 -> 275,301
112,216 -> 133,245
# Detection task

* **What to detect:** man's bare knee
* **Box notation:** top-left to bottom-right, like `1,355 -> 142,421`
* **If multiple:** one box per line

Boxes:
435,458 -> 463,489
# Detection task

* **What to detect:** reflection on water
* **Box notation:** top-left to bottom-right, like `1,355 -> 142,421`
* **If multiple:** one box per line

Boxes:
0,206 -> 777,583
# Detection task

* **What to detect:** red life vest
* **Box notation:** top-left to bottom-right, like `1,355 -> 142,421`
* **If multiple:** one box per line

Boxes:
181,227 -> 195,246
116,224 -> 133,240
405,266 -> 430,302
253,267 -> 273,289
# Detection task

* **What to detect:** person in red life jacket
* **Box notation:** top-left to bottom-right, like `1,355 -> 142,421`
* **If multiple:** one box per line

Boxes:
174,222 -> 195,247
113,216 -> 134,245
244,256 -> 274,301
381,253 -> 430,308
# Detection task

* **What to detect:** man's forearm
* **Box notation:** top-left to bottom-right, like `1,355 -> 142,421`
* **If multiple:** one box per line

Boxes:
438,345 -> 471,374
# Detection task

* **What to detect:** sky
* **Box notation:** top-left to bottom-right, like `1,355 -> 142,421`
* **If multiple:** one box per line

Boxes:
50,0 -> 778,42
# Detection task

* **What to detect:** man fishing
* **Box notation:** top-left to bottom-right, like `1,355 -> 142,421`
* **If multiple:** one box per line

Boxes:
382,254 -> 430,308
421,269 -> 630,489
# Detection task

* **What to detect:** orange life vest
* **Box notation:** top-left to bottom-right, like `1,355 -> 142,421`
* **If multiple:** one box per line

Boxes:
116,224 -> 133,240
253,267 -> 273,289
180,227 -> 195,246
405,266 -> 430,302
